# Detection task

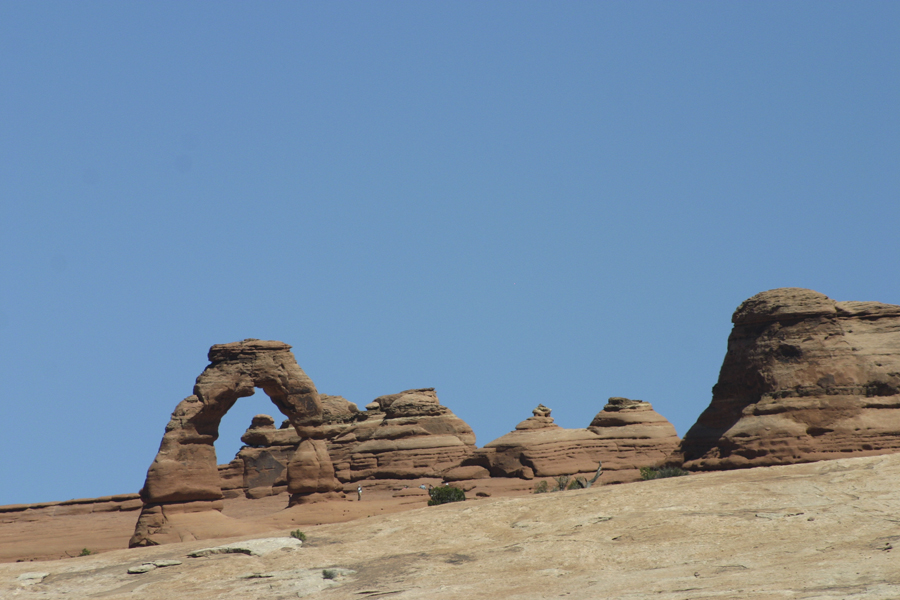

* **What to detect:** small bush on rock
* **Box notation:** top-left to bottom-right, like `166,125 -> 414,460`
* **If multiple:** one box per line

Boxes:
79,548 -> 92,556
290,530 -> 307,541
568,476 -> 590,490
533,481 -> 549,494
322,569 -> 338,580
428,485 -> 466,506
552,475 -> 570,492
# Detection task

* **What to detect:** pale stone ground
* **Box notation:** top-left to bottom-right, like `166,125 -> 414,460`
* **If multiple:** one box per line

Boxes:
2,454 -> 900,599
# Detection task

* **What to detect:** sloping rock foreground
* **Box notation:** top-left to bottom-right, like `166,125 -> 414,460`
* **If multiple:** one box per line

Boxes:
673,287 -> 900,470
3,453 -> 899,599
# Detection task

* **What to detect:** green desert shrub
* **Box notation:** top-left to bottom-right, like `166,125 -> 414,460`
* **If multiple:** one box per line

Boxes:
551,475 -> 570,492
290,530 -> 307,541
322,569 -> 338,580
541,464 -> 604,493
79,548 -> 92,556
568,476 -> 591,490
428,485 -> 466,506
640,466 -> 689,480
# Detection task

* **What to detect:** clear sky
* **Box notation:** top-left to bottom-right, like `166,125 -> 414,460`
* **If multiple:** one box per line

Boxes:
1,2 -> 898,506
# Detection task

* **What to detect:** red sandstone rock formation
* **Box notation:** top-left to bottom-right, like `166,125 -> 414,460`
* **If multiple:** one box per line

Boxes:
130,339 -> 340,547
472,401 -> 679,482
473,405 -> 598,479
587,397 -> 681,472
329,388 -> 476,481
231,388 -> 477,498
230,414 -> 298,499
672,288 -> 900,470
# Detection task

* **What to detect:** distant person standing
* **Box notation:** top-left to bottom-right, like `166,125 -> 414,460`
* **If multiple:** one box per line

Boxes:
357,485 -> 362,501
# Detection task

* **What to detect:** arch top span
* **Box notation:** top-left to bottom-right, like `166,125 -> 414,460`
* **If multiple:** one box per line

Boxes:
206,339 -> 297,367
192,339 -> 324,436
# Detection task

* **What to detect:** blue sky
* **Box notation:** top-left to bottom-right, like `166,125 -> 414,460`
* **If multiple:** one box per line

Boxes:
1,2 -> 898,506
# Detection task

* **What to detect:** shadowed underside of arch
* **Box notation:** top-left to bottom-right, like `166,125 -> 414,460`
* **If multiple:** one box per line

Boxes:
129,339 -> 340,547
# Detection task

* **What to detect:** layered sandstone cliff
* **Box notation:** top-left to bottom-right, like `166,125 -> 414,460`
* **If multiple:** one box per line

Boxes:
587,397 -> 682,472
231,388 -> 477,497
471,400 -> 679,482
329,388 -> 477,481
232,395 -> 360,499
673,288 -> 900,470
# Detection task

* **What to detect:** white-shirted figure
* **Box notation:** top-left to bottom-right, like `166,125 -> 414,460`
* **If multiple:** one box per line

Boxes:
357,485 -> 362,501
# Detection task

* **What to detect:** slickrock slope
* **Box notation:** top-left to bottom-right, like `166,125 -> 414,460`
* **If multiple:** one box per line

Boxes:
674,288 -> 900,470
473,401 -> 679,482
0,478 -> 540,564
4,453 -> 899,599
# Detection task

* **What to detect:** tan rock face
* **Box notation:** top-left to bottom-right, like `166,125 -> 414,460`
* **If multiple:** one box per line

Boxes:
131,339 -> 340,547
674,288 -> 900,470
327,388 -> 477,482
230,397 -> 363,500
531,403 -> 552,418
231,389 -> 477,496
217,458 -> 245,499
589,397 -> 679,438
588,397 -> 681,471
514,404 -> 558,431
286,439 -> 342,501
319,394 -> 360,423
473,401 -> 679,481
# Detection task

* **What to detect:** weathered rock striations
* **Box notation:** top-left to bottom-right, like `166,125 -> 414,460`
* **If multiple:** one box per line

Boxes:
130,339 -> 340,547
330,388 -> 477,481
587,397 -> 681,472
233,396 -> 362,500
472,401 -> 679,482
231,388 -> 477,497
672,288 -> 900,470
472,405 -> 596,479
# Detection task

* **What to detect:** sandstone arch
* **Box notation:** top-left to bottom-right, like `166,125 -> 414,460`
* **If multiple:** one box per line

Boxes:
130,339 -> 340,547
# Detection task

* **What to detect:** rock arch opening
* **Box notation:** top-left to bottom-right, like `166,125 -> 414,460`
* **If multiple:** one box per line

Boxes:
214,389 -> 282,464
